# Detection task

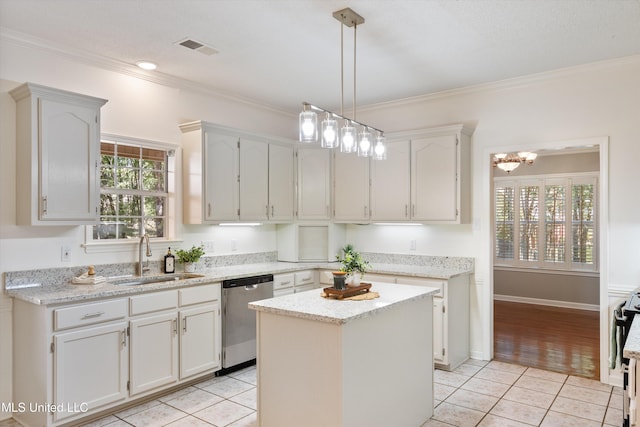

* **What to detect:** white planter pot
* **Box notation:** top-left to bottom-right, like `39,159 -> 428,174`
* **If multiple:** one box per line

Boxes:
184,262 -> 196,273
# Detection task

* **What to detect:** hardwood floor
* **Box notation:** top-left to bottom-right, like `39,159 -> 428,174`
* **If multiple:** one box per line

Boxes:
493,300 -> 600,380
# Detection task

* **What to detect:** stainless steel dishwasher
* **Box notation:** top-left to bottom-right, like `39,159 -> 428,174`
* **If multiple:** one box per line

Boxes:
221,274 -> 274,371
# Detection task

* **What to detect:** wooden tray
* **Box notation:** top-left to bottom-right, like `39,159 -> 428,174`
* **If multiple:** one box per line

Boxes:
323,282 -> 371,299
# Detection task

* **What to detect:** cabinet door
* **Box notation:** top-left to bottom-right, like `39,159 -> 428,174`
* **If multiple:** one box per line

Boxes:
54,322 -> 128,422
296,148 -> 331,220
39,98 -> 99,223
370,140 -> 411,221
239,139 -> 269,220
180,302 -> 221,379
268,144 -> 294,221
203,131 -> 239,221
411,134 -> 458,221
433,297 -> 446,364
129,312 -> 179,396
333,151 -> 370,221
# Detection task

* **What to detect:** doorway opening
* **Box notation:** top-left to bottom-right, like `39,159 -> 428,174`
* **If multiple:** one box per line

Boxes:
490,144 -> 603,380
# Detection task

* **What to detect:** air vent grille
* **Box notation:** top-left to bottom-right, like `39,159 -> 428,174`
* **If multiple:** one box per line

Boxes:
175,38 -> 218,56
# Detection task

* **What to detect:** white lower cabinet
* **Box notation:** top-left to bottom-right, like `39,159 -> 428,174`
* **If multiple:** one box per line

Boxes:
53,321 -> 128,422
273,273 -> 295,297
12,283 -> 221,427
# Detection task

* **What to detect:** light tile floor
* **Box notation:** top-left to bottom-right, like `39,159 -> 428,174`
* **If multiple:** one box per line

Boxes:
0,360 -> 623,427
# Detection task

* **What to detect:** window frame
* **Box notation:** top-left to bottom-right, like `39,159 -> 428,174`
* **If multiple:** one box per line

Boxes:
83,134 -> 180,253
493,172 -> 598,273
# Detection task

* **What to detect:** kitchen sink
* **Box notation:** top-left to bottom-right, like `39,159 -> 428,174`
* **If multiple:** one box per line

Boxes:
113,273 -> 204,286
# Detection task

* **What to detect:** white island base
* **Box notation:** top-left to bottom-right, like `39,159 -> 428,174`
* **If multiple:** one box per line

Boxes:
250,282 -> 436,427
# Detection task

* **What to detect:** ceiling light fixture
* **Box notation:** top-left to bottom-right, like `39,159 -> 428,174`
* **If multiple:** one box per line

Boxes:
493,151 -> 538,173
136,61 -> 157,71
299,8 -> 386,160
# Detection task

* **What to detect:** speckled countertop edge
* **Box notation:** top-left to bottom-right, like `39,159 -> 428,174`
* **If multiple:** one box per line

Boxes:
249,282 -> 439,325
624,316 -> 640,359
5,261 -> 473,306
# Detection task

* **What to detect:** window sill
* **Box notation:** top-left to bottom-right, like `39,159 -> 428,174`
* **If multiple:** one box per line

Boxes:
493,265 -> 599,278
82,239 -> 184,254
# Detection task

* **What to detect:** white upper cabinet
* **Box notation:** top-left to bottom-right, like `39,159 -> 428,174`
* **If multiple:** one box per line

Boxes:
296,147 -> 331,220
181,121 -> 294,224
268,144 -> 295,221
410,124 -> 472,224
239,138 -> 269,221
333,151 -> 370,222
204,129 -> 240,222
10,83 -> 107,225
370,140 -> 411,221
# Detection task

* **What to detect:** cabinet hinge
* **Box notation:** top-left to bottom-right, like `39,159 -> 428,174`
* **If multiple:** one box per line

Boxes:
443,348 -> 446,356
237,208 -> 240,216
443,305 -> 446,314
50,342 -> 55,353
456,136 -> 459,145
127,326 -> 130,337
95,115 -> 98,124
237,139 -> 240,148
127,380 -> 130,391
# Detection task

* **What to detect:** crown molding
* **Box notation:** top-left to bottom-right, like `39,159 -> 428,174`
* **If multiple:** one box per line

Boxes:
361,54 -> 640,113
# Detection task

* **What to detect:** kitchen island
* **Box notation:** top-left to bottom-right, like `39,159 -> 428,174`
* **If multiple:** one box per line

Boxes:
249,281 -> 438,427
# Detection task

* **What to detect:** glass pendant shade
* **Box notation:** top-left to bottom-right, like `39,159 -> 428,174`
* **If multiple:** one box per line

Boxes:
340,121 -> 356,153
321,114 -> 338,148
299,110 -> 318,143
373,134 -> 387,160
357,129 -> 372,157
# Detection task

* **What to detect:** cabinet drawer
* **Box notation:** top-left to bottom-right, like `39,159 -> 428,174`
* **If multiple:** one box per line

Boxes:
54,299 -> 128,331
179,283 -> 220,306
294,270 -> 316,286
274,273 -> 294,290
130,290 -> 178,316
395,276 -> 445,297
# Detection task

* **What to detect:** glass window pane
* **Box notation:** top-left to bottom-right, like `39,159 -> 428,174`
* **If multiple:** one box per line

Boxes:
119,194 -> 141,216
544,185 -> 565,262
519,186 -> 539,261
495,186 -> 514,260
145,218 -> 164,238
142,170 -> 166,192
144,196 -> 166,216
116,168 -> 140,190
100,193 -> 118,216
572,184 -> 595,264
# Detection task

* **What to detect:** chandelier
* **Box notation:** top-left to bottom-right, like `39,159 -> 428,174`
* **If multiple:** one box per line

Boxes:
298,8 -> 386,160
493,152 -> 538,173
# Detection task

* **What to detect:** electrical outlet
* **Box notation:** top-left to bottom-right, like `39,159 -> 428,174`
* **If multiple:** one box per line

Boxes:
61,245 -> 71,262
202,240 -> 214,252
410,240 -> 417,251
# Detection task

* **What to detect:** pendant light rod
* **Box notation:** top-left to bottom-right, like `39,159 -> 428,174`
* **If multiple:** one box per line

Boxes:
301,102 -> 384,135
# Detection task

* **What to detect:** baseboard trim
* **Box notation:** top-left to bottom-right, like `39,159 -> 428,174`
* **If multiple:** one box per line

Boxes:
494,294 -> 599,312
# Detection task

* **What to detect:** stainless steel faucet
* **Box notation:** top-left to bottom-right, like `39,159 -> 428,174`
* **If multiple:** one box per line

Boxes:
138,234 -> 152,276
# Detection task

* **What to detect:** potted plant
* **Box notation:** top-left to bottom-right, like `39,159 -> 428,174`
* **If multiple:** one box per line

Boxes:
175,245 -> 205,273
335,244 -> 370,287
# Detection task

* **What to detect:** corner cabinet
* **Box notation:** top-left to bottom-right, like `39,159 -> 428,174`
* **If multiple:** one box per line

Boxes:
181,121 -> 294,223
10,83 -> 107,225
410,124 -> 472,223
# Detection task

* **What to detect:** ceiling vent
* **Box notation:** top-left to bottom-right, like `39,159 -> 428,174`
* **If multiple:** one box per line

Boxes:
176,38 -> 218,56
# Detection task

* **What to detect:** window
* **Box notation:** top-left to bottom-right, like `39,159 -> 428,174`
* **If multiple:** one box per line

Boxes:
92,137 -> 173,241
494,174 -> 597,271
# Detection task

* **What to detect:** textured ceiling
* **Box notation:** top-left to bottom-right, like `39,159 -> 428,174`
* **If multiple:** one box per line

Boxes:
1,0 -> 639,113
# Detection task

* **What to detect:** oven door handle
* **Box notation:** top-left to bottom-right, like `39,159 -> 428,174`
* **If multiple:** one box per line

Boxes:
631,358 -> 637,425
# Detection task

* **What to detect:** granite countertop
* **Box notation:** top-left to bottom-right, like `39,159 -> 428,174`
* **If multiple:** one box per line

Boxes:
249,281 -> 439,325
624,316 -> 640,359
5,261 -> 472,306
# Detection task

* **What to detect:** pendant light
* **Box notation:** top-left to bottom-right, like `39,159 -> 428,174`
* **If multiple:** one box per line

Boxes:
298,8 -> 385,159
